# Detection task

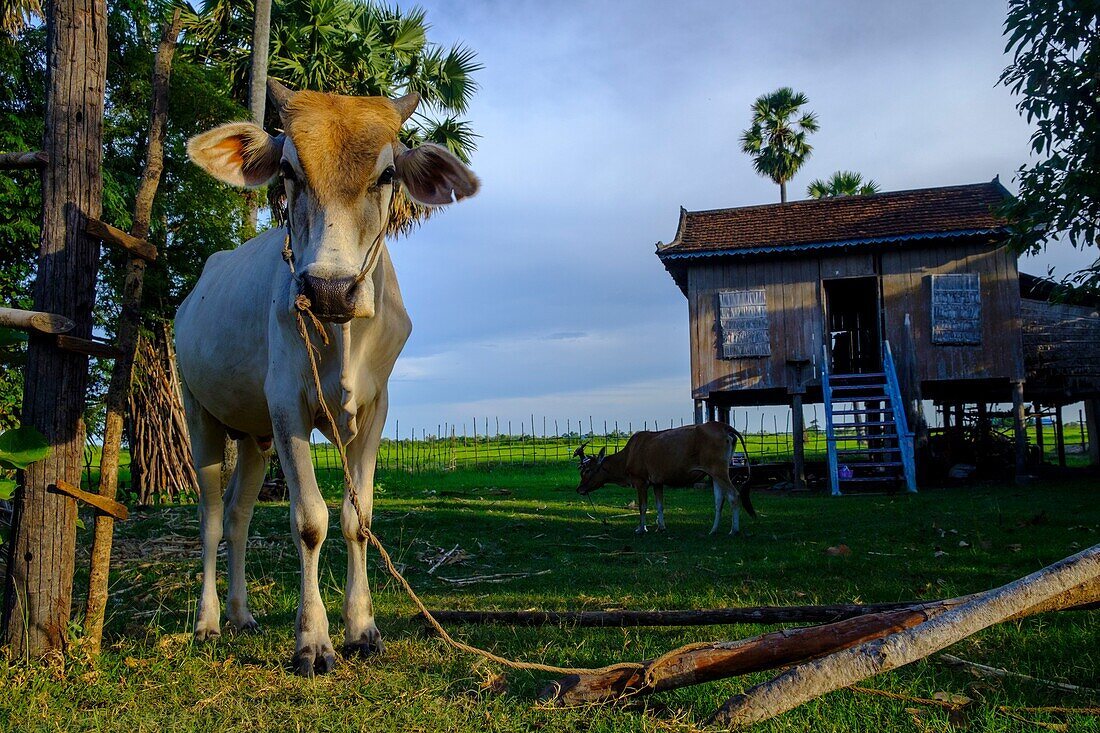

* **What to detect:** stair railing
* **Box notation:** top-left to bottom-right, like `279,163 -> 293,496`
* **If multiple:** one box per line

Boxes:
882,340 -> 918,493
821,342 -> 841,496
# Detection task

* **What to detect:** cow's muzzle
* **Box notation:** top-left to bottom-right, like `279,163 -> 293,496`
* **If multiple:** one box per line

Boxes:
300,274 -> 359,323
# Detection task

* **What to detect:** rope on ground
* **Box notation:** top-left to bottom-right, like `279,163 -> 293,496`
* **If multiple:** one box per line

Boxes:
292,299 -> 649,680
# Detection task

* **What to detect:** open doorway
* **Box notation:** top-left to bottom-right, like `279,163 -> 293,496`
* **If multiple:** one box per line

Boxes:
823,276 -> 882,374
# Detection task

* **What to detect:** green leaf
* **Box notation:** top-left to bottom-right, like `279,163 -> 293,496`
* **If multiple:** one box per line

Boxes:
0,328 -> 27,349
0,426 -> 50,470
0,478 -> 14,500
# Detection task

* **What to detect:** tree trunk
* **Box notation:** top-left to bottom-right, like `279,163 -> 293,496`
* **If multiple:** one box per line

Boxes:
246,0 -> 272,232
2,0 -> 107,658
780,180 -> 787,203
85,8 -> 181,654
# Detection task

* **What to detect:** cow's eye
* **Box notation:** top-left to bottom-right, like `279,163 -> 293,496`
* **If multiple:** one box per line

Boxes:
280,161 -> 297,182
377,166 -> 396,186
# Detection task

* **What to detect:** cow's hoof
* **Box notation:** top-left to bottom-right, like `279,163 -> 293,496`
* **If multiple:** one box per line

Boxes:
634,526 -> 648,535
194,625 -> 221,642
230,617 -> 260,634
343,629 -> 385,658
656,524 -> 667,532
292,644 -> 337,678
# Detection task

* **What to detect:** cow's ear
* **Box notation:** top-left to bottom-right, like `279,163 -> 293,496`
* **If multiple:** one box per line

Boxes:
187,122 -> 284,188
395,143 -> 479,206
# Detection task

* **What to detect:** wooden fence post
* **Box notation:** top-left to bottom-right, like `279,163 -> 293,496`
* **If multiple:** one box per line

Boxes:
85,10 -> 182,654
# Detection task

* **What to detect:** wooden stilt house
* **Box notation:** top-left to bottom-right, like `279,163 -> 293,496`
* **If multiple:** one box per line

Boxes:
656,179 -> 1099,493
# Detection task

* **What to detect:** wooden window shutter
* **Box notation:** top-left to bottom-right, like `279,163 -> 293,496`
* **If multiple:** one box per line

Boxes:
718,288 -> 771,358
931,273 -> 982,345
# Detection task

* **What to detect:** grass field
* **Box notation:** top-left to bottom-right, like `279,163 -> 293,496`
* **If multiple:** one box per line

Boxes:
2,466 -> 1097,731
81,420 -> 1093,493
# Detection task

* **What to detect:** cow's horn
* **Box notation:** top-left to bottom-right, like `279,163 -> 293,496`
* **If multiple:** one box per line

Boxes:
573,442 -> 590,459
392,92 -> 420,123
267,79 -> 296,114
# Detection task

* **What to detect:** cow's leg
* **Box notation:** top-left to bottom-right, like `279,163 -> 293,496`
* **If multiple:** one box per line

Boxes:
341,391 -> 389,657
634,483 -> 649,534
709,477 -> 726,535
183,387 -> 228,642
223,438 -> 268,632
714,473 -> 741,536
653,485 -> 667,531
272,406 -> 335,677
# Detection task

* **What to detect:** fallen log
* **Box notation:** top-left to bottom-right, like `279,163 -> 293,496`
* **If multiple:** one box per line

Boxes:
424,601 -> 925,628
539,597 -> 971,705
541,577 -> 1100,707
709,545 -> 1100,727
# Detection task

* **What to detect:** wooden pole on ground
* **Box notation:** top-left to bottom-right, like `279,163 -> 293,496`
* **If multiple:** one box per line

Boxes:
540,579 -> 1098,706
425,601 -> 932,629
84,9 -> 182,654
1,0 -> 107,659
709,545 -> 1100,727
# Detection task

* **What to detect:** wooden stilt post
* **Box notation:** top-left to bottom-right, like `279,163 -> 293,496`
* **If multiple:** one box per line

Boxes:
717,405 -> 731,426
694,399 -> 704,425
1086,398 -> 1100,468
791,392 -> 805,491
1054,403 -> 1066,468
1034,403 -> 1045,462
1012,380 -> 1028,477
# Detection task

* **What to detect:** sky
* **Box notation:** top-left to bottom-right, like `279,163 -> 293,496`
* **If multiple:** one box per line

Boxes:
378,0 -> 1094,437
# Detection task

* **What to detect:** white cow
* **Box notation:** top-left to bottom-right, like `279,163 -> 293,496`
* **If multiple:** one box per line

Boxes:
176,81 -> 478,676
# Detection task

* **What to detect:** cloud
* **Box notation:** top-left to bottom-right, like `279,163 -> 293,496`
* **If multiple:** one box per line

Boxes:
373,1 -> 1086,431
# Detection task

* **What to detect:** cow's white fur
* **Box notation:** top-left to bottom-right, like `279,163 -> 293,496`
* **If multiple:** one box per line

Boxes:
177,91 -> 476,675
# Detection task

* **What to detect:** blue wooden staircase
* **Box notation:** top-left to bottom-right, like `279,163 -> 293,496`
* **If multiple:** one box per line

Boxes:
821,341 -> 917,496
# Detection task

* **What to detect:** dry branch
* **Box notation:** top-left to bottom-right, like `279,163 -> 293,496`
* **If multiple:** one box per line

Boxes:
127,327 -> 198,505
938,653 -> 1100,695
0,307 -> 74,334
709,545 -> 1100,728
0,151 -> 47,169
425,601 -> 924,628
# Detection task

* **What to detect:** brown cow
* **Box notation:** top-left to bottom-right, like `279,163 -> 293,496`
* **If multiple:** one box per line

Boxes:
575,422 -> 754,535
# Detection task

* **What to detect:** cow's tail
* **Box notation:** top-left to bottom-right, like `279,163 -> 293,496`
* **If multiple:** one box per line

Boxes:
725,425 -> 756,519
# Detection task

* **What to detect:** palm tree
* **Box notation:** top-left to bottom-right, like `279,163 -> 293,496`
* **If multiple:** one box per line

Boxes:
807,171 -> 880,198
740,87 -> 819,203
0,0 -> 40,36
182,0 -> 481,233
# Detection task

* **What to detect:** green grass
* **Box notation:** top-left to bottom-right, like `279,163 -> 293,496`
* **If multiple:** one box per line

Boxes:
2,466 -> 1097,731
